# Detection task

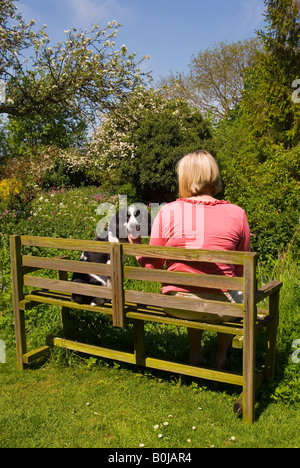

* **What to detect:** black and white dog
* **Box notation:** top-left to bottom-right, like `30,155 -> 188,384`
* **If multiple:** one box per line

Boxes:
71,205 -> 152,306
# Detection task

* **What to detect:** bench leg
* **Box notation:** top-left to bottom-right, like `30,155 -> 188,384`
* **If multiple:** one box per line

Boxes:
234,371 -> 263,416
242,358 -> 255,423
14,307 -> 27,371
61,307 -> 71,334
10,235 -> 27,370
265,290 -> 280,380
134,320 -> 146,366
242,308 -> 256,424
242,256 -> 256,424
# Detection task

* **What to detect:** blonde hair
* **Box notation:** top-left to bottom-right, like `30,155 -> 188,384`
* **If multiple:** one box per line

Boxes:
177,150 -> 222,198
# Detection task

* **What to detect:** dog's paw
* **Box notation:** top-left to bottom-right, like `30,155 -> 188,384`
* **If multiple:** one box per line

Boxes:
91,298 -> 106,306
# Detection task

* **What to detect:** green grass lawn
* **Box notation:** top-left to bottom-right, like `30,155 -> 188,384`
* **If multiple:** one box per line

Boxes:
0,348 -> 299,448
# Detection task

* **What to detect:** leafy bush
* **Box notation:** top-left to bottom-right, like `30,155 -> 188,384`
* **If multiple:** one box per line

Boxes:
258,247 -> 300,405
132,100 -> 213,202
214,117 -> 300,260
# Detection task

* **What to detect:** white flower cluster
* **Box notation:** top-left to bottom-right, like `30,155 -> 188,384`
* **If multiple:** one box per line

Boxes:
87,87 -> 168,172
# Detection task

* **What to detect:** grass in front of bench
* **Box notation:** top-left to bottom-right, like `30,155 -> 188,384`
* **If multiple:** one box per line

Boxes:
1,348 -> 299,448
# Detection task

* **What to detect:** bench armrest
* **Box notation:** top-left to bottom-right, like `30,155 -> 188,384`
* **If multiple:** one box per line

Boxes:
255,280 -> 283,303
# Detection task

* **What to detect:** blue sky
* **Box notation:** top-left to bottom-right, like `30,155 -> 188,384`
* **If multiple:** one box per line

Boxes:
17,0 -> 267,84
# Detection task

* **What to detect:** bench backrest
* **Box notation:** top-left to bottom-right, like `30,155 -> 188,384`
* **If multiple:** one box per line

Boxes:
11,235 -> 258,328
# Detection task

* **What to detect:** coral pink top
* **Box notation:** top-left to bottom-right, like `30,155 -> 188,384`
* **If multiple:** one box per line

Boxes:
137,198 -> 251,294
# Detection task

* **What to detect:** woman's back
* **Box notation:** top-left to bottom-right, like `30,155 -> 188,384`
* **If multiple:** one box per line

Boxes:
139,197 -> 250,293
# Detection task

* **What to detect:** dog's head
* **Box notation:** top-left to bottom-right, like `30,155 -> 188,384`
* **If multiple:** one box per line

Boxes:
108,205 -> 152,242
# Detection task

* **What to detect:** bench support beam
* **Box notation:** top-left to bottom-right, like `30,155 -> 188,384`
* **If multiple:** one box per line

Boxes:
46,335 -> 244,386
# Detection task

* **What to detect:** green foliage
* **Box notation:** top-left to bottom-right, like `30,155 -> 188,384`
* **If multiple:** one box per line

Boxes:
0,186 -> 118,239
0,147 -> 70,209
133,100 -> 212,202
2,111 -> 88,158
88,89 -> 213,203
258,0 -> 299,58
214,117 -> 299,259
258,247 -> 300,405
242,0 -> 300,148
241,53 -> 300,148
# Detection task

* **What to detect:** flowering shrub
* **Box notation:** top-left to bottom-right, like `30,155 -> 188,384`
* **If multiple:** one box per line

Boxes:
20,186 -> 119,239
87,87 -> 168,182
0,209 -> 21,236
1,146 -> 100,208
0,186 -> 120,242
1,147 -> 61,207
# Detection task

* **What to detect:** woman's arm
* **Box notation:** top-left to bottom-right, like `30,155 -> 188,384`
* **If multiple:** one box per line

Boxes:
235,210 -> 251,277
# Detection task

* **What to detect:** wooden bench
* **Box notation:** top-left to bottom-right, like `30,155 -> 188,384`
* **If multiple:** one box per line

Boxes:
10,235 -> 282,424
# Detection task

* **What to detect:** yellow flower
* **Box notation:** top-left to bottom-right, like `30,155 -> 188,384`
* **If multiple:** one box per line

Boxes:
0,178 -> 21,201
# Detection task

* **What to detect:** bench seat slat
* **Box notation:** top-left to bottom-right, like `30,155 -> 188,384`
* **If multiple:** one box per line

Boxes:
126,310 -> 245,335
24,292 -> 113,314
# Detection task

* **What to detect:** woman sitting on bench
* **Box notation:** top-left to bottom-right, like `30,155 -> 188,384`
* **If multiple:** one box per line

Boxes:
127,150 -> 250,369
